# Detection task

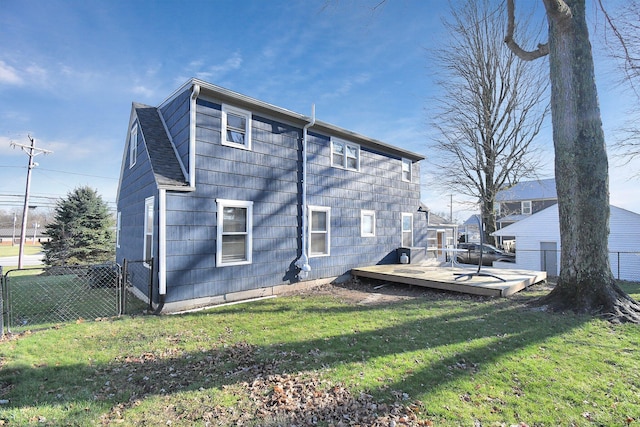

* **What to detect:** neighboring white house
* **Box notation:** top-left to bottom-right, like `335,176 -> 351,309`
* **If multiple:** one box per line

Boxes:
492,205 -> 640,281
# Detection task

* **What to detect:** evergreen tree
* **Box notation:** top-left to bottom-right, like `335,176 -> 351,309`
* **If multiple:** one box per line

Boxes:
42,186 -> 115,266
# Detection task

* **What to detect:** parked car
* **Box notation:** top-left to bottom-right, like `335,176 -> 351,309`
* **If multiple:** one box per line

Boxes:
456,243 -> 515,266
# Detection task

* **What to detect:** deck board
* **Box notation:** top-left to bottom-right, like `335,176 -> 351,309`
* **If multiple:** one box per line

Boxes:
351,264 -> 547,297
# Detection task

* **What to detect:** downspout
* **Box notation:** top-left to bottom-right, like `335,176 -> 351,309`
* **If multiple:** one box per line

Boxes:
189,83 -> 200,187
154,188 -> 167,314
295,105 -> 315,279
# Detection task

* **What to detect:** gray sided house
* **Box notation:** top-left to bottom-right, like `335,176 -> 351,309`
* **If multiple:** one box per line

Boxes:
116,79 -> 428,312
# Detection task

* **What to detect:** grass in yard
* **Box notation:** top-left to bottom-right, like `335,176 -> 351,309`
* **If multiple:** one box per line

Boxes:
0,245 -> 41,258
0,280 -> 638,426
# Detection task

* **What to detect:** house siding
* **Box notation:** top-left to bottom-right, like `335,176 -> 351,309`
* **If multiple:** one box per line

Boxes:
116,118 -> 159,296
117,82 -> 428,309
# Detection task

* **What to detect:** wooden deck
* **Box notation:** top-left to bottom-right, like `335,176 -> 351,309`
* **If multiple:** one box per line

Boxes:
351,264 -> 547,297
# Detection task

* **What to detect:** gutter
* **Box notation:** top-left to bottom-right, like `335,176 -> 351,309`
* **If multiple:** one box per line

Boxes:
295,105 -> 315,279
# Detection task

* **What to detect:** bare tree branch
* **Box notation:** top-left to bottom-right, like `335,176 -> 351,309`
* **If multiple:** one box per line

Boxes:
504,0 -> 549,60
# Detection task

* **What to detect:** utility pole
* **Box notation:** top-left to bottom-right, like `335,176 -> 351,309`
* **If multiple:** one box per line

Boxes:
11,136 -> 52,268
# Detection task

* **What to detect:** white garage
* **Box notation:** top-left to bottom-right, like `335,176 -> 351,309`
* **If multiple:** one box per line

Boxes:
492,205 -> 640,281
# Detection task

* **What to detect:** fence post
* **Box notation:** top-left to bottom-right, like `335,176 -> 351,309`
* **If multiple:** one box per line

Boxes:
119,261 -> 126,316
147,258 -> 154,312
0,266 -> 4,337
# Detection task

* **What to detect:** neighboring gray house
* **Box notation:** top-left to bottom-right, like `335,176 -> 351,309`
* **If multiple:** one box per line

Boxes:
494,178 -> 558,248
116,79 -> 428,312
492,204 -> 640,281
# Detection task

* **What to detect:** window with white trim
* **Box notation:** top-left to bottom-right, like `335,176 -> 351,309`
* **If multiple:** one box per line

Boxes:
221,105 -> 252,150
331,138 -> 360,171
143,197 -> 154,267
401,158 -> 412,182
521,200 -> 532,215
361,210 -> 376,237
216,199 -> 253,266
402,213 -> 413,247
309,206 -> 331,257
116,211 -> 121,248
129,124 -> 138,168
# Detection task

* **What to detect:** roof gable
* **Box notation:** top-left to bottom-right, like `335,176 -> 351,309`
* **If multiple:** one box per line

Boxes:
134,103 -> 189,189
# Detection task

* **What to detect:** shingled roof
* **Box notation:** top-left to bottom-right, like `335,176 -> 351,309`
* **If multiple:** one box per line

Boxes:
134,103 -> 189,188
496,178 -> 557,202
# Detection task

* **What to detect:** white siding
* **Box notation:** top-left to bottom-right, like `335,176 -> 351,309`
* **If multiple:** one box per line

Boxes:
493,205 -> 640,281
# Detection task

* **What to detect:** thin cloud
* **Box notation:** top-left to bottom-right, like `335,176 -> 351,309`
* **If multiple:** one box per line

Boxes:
323,73 -> 372,99
0,60 -> 24,85
187,52 -> 243,81
132,85 -> 155,99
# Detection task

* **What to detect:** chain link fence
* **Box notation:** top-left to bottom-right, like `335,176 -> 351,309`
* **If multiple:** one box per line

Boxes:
1,261 -> 149,335
497,249 -> 640,281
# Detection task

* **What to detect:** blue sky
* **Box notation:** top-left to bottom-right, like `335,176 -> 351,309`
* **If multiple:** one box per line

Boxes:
1,0 -> 638,221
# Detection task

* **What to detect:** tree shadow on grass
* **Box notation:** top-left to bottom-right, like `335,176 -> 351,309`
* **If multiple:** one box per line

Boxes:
0,289 -> 590,425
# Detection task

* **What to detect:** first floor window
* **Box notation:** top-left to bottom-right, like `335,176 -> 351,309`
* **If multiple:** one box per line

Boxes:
361,210 -> 376,237
402,213 -> 413,247
222,105 -> 252,150
144,197 -> 154,266
401,158 -> 412,182
216,199 -> 253,266
309,206 -> 330,257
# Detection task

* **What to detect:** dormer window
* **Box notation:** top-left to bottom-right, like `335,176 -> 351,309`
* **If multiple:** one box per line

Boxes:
222,105 -> 252,150
522,200 -> 532,215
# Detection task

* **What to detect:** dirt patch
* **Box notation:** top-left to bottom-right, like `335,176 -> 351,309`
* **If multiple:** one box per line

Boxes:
288,276 -> 516,305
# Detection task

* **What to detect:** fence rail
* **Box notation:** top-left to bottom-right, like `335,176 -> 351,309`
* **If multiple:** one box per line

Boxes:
1,260 -> 149,336
501,249 -> 640,281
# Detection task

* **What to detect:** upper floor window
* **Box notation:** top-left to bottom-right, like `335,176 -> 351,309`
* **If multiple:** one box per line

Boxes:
221,105 -> 252,150
129,125 -> 138,168
331,138 -> 360,171
361,210 -> 376,237
216,199 -> 253,266
521,200 -> 532,215
402,158 -> 412,182
309,206 -> 331,257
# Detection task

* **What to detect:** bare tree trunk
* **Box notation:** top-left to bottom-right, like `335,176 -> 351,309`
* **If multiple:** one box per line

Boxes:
538,0 -> 640,321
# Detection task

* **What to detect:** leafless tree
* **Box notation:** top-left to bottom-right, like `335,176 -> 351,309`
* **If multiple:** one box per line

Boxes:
597,0 -> 640,170
429,0 -> 549,245
505,0 -> 640,322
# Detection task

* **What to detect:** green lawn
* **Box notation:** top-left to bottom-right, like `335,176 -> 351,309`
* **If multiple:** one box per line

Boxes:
0,245 -> 42,257
0,280 -> 638,426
